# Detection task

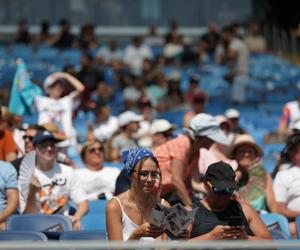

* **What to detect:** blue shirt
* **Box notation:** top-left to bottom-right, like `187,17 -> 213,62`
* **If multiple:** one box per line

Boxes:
0,161 -> 17,212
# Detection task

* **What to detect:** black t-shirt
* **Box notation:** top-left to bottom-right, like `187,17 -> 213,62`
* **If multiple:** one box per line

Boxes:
191,199 -> 253,238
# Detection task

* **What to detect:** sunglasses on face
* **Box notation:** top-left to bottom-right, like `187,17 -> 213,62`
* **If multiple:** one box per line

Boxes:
23,135 -> 34,141
37,141 -> 56,149
133,170 -> 161,180
211,186 -> 235,195
87,147 -> 103,154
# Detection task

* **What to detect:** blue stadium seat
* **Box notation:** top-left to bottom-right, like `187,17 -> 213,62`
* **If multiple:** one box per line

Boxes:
6,214 -> 72,239
269,229 -> 289,240
60,230 -> 106,240
0,230 -> 48,241
81,200 -> 107,230
260,213 -> 291,238
82,214 -> 106,231
295,216 -> 300,239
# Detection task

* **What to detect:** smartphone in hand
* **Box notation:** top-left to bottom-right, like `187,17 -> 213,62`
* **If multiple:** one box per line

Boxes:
228,216 -> 243,227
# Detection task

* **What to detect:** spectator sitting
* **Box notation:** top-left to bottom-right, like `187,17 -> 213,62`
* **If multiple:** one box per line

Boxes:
227,134 -> 277,213
96,39 -> 123,64
123,36 -> 153,76
183,91 -> 208,128
34,20 -> 52,45
35,72 -> 85,146
244,23 -> 267,54
150,119 -> 175,149
18,130 -> 88,230
78,23 -> 98,50
11,124 -> 45,175
77,53 -> 104,108
52,19 -> 77,48
15,18 -> 31,44
225,108 -> 247,138
153,113 -> 230,206
0,161 -> 19,230
106,147 -> 167,241
201,22 -> 221,54
190,161 -> 271,241
114,118 -> 175,196
273,132 -> 300,237
109,111 -> 143,162
144,24 -> 164,47
278,94 -> 300,142
76,140 -> 120,200
0,106 -> 18,162
87,104 -> 119,143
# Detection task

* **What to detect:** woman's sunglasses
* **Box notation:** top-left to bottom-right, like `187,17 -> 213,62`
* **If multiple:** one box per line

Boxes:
87,147 -> 103,154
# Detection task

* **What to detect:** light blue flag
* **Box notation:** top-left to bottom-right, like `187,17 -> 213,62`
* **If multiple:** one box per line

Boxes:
8,59 -> 42,116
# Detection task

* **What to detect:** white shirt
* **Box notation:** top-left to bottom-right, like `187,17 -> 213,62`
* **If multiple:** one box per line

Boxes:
123,44 -> 153,75
35,92 -> 77,137
75,167 -> 120,200
19,162 -> 87,215
93,116 -> 119,141
96,47 -> 123,63
229,38 -> 249,75
273,166 -> 300,211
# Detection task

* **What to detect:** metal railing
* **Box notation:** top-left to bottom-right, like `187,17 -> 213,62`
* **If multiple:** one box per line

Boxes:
0,240 -> 300,250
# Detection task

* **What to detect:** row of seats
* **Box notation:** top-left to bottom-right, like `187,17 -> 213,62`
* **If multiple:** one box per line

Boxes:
1,212 -> 298,241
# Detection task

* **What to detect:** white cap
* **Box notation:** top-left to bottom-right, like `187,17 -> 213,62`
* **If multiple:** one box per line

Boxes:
225,108 -> 240,119
190,113 -> 230,145
118,111 -> 143,127
44,75 -> 57,88
150,119 -> 174,134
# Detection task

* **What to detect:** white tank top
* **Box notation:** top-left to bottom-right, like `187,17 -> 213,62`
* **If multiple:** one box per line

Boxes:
112,196 -> 155,242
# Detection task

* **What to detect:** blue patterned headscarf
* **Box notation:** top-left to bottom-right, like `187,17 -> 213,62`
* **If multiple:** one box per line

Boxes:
122,147 -> 158,175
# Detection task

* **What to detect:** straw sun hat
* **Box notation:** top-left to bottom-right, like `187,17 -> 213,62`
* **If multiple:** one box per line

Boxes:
226,134 -> 263,159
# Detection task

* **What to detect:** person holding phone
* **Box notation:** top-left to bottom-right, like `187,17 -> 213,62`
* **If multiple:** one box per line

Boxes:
190,161 -> 271,240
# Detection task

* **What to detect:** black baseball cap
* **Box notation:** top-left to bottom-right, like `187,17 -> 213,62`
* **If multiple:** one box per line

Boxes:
32,130 -> 62,145
205,161 -> 237,190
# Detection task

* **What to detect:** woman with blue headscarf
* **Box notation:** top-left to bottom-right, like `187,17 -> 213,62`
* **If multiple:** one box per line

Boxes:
106,147 -> 167,241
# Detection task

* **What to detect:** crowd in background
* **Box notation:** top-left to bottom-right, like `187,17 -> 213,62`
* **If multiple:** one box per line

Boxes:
1,18 -> 300,241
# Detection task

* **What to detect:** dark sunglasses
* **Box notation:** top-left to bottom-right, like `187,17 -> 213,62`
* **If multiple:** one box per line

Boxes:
23,135 -> 34,141
87,147 -> 103,153
133,170 -> 161,180
211,186 -> 235,195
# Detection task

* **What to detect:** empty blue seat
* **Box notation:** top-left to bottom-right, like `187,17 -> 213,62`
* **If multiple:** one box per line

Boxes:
269,229 -> 289,240
260,213 -> 291,238
60,230 -> 106,240
0,230 -> 47,241
6,214 -> 72,239
82,213 -> 106,231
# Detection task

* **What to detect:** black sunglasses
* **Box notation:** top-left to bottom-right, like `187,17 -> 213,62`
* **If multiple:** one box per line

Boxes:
23,135 -> 34,141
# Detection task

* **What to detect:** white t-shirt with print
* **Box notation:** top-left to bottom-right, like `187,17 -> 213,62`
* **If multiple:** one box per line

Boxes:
273,166 -> 300,211
35,92 -> 77,137
20,162 -> 87,215
75,167 -> 120,200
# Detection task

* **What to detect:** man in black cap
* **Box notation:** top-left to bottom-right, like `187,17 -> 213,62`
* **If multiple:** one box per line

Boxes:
190,161 -> 271,241
18,130 -> 88,230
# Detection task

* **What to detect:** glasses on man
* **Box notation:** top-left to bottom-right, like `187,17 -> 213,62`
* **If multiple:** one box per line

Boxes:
211,186 -> 235,195
87,147 -> 103,154
23,135 -> 34,141
133,170 -> 161,180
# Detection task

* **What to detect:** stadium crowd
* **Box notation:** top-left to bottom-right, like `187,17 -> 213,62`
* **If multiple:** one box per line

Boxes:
0,19 -> 300,241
